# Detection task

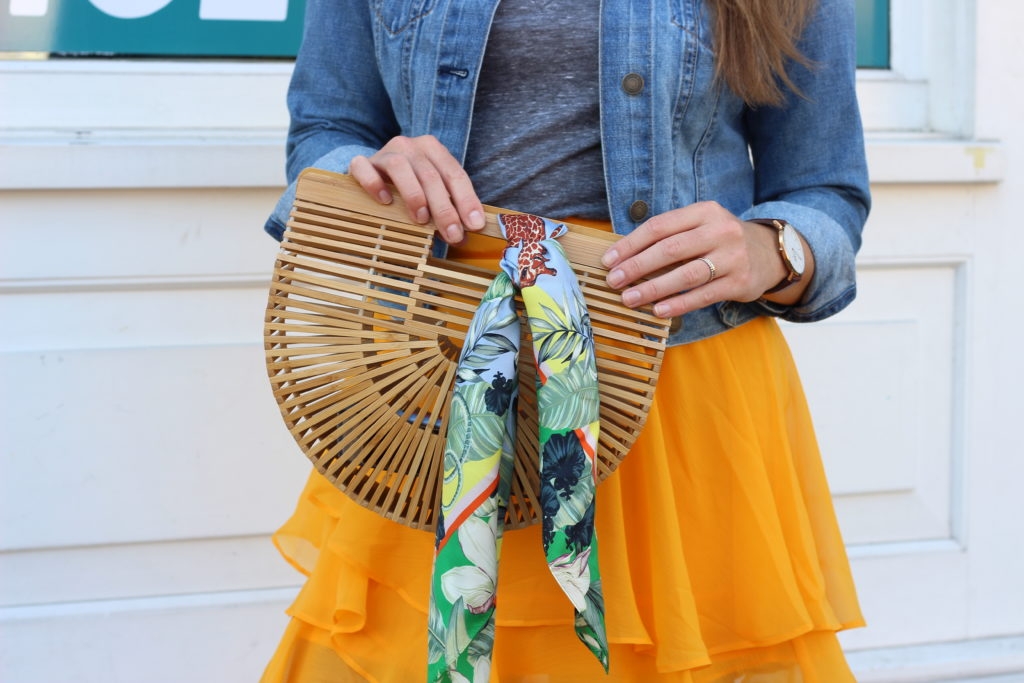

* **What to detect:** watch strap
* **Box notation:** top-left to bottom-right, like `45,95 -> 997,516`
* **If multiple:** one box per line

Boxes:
750,218 -> 802,294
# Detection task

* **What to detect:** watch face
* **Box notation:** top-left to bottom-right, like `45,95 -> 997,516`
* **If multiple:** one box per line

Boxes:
781,224 -> 805,275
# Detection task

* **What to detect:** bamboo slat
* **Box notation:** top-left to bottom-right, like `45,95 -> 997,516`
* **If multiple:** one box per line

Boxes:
265,168 -> 670,531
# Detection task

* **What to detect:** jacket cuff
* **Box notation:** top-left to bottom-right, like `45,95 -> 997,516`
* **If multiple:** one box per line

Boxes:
736,200 -> 859,323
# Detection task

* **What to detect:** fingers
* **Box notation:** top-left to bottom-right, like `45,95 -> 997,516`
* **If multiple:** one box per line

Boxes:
603,205 -> 719,285
605,230 -> 713,290
603,203 -> 772,318
348,154 -> 395,206
618,256 -> 725,316
648,276 -> 731,319
602,207 -> 707,270
350,136 -> 485,244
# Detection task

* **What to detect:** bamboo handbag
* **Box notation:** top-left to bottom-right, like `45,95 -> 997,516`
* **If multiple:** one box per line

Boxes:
264,169 -> 669,531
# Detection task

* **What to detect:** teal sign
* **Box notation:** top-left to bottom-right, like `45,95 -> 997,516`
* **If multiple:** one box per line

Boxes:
0,0 -> 306,57
4,0 -> 885,66
855,0 -> 890,69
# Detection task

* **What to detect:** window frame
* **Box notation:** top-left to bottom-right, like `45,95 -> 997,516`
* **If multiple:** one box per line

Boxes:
0,0 -> 998,190
855,0 -> 975,136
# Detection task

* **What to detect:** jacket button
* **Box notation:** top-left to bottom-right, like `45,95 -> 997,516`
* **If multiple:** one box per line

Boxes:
628,200 -> 649,222
669,316 -> 683,334
621,72 -> 644,95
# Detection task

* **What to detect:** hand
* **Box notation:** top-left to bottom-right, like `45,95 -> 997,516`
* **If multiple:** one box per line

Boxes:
349,135 -> 486,244
601,202 -> 813,318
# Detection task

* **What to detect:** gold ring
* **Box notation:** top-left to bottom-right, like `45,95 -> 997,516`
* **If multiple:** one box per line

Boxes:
697,256 -> 717,284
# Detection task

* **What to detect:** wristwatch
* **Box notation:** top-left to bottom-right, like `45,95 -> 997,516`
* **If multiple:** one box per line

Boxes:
751,218 -> 805,294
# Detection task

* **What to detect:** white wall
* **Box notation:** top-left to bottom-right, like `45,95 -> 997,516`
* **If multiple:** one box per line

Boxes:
0,61 -> 312,683
2,2 -> 1023,681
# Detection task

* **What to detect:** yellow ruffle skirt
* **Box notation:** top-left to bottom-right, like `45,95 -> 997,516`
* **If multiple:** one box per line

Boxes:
261,229 -> 864,682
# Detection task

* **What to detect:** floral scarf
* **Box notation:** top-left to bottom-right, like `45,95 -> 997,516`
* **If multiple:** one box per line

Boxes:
427,214 -> 609,682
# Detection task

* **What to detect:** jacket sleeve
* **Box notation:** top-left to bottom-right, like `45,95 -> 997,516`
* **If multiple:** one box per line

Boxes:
264,0 -> 401,240
731,0 -> 871,323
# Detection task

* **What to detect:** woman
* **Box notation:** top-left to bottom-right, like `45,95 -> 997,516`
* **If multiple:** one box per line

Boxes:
261,0 -> 870,680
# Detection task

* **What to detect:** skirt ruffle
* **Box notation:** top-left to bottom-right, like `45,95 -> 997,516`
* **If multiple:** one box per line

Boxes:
261,313 -> 864,682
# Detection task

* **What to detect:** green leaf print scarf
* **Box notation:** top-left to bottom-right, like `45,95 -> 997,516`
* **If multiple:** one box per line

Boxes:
427,214 -> 609,682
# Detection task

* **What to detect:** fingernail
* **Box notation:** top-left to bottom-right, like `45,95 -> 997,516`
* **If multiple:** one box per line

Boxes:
446,225 -> 462,243
468,210 -> 485,230
378,189 -> 392,204
602,249 -> 619,268
607,268 -> 626,289
622,289 -> 640,306
653,303 -> 670,318
416,207 -> 429,224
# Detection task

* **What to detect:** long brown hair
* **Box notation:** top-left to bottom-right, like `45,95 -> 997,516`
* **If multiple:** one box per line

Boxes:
709,0 -> 818,106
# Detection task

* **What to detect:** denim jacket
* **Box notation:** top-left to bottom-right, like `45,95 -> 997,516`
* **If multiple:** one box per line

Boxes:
265,0 -> 870,346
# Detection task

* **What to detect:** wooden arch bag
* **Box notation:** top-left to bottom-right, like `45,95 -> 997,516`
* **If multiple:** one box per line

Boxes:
265,169 -> 669,531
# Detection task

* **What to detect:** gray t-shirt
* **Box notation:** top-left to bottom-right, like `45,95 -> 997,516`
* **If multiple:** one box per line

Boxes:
464,0 -> 609,220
